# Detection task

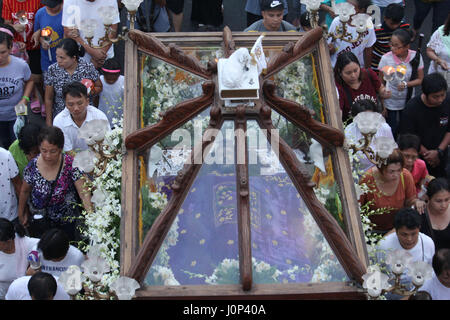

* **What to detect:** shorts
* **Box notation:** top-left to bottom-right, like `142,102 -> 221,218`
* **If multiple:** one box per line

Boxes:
166,0 -> 184,14
27,49 -> 42,75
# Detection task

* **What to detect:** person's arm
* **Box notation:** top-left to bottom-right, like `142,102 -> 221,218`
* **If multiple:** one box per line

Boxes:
75,176 -> 93,214
4,19 -> 26,33
422,132 -> 450,167
92,78 -> 103,96
63,26 -> 108,67
426,47 -> 448,70
21,78 -> 34,105
17,180 -> 32,226
11,174 -> 21,199
44,85 -> 54,127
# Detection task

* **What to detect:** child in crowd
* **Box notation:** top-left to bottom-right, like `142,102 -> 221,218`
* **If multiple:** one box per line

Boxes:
371,3 -> 410,73
32,0 -> 63,76
397,133 -> 432,198
98,59 -> 124,128
378,28 -> 424,138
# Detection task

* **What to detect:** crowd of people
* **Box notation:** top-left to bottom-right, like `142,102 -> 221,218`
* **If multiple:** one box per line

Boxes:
0,0 -> 449,300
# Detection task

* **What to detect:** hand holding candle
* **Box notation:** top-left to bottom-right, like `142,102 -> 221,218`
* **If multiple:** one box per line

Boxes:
17,10 -> 28,42
381,65 -> 395,92
41,27 -> 53,61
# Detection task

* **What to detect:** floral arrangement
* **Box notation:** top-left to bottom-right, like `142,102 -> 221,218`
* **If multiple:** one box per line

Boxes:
141,56 -> 204,126
274,55 -> 323,122
75,118 -> 124,297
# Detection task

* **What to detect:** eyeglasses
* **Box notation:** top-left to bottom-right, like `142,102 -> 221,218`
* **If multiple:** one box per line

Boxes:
389,42 -> 406,49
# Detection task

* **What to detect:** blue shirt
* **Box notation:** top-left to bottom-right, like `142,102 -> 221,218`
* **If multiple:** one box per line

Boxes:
33,7 -> 64,72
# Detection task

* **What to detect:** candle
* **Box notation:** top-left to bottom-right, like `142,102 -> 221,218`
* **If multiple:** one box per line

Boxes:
41,27 -> 53,61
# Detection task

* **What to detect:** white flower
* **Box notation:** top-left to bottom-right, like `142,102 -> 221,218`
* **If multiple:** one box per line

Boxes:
110,276 -> 140,300
81,255 -> 111,282
91,188 -> 107,207
352,13 -> 370,33
301,0 -> 321,11
353,111 -> 385,135
58,265 -> 84,295
362,265 -> 390,298
407,261 -> 433,287
79,119 -> 110,144
386,249 -> 413,275
335,2 -> 355,23
373,136 -> 398,159
73,150 -> 97,173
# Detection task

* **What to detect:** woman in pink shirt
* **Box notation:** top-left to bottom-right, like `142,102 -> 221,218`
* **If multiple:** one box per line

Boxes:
398,133 -> 432,197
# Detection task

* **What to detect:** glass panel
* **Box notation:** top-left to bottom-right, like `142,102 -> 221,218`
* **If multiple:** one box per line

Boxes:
145,121 -> 241,286
272,53 -> 325,123
183,47 -> 223,68
263,112 -> 345,229
139,53 -> 206,128
247,120 -> 348,284
138,107 -> 211,248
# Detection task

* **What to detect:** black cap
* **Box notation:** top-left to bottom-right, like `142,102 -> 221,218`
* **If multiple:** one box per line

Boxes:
40,0 -> 63,8
261,0 -> 284,11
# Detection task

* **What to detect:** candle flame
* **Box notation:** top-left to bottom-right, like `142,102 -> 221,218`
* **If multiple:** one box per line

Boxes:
396,65 -> 407,75
381,65 -> 395,75
41,28 -> 52,37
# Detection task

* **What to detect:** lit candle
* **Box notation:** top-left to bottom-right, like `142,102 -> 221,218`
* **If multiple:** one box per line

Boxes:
41,27 -> 53,61
17,11 -> 28,42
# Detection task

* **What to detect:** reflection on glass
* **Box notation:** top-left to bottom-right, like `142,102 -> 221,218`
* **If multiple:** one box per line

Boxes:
139,54 -> 206,127
273,53 -> 324,123
247,120 -> 348,284
145,122 -> 241,286
260,113 -> 345,229
184,47 -> 223,68
138,107 -> 211,245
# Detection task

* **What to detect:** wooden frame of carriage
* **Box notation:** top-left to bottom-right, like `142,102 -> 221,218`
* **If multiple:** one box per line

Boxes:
120,27 -> 369,299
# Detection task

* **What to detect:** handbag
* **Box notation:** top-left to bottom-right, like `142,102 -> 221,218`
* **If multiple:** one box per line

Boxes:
27,155 -> 64,238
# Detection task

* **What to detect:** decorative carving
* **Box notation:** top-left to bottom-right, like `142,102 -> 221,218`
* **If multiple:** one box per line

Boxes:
128,115 -> 225,284
128,29 -> 212,79
258,118 -> 366,283
125,81 -> 215,151
223,26 -> 236,58
262,80 -> 344,148
264,27 -> 324,79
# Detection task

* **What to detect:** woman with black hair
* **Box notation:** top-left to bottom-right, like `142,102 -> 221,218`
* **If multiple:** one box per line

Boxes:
421,178 -> 450,250
44,38 -> 101,126
0,218 -> 39,299
17,126 -> 92,241
334,51 -> 391,123
0,24 -> 34,149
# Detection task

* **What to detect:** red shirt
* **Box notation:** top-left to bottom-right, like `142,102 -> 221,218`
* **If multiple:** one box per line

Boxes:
2,0 -> 43,51
336,68 -> 381,122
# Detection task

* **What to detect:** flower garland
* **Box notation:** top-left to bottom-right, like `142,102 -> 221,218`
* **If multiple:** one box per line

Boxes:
77,119 -> 123,295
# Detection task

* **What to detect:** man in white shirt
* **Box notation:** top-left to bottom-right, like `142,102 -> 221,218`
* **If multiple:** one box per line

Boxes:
421,248 -> 450,300
327,0 -> 376,68
53,81 -> 110,154
62,0 -> 120,68
376,207 -> 435,299
28,228 -> 86,278
5,272 -> 69,300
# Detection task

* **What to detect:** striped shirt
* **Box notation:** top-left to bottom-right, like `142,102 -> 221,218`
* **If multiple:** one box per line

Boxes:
371,22 -> 410,73
1,0 -> 43,51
